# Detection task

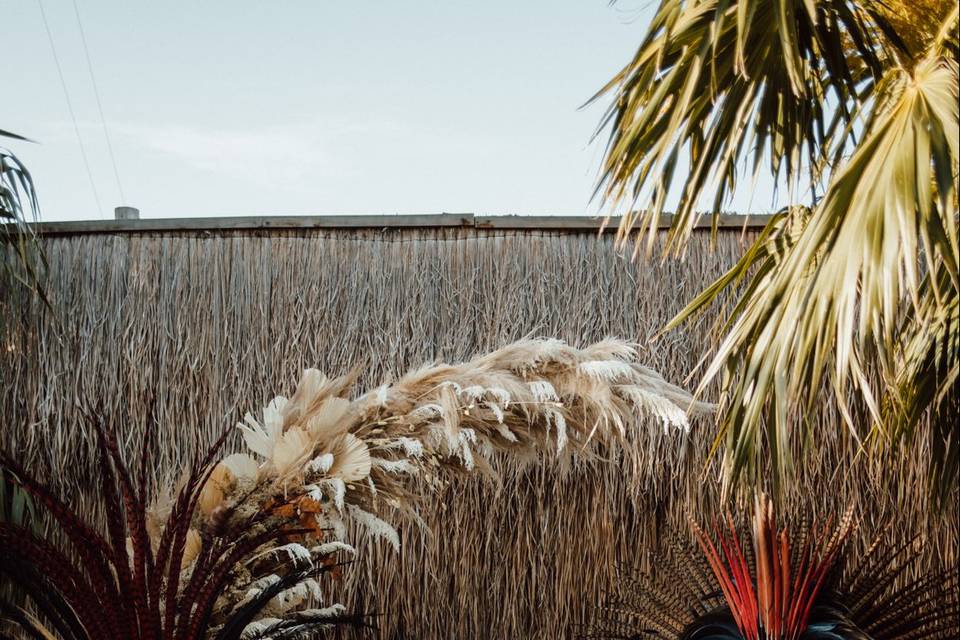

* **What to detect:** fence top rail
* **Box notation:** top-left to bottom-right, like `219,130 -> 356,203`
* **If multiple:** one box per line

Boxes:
6,213 -> 773,237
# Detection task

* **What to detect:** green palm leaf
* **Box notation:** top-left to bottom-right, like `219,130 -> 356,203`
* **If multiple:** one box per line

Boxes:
1,132 -> 46,300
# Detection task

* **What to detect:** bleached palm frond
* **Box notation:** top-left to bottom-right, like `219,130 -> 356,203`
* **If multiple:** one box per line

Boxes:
697,52 -> 959,492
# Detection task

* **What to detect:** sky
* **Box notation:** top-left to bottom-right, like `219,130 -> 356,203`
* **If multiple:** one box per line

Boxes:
4,1 -> 780,222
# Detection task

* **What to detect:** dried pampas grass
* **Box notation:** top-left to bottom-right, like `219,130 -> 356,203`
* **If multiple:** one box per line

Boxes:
196,338 -> 708,631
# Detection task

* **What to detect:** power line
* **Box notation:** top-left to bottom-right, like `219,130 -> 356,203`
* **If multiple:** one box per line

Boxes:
37,0 -> 105,218
71,0 -> 126,204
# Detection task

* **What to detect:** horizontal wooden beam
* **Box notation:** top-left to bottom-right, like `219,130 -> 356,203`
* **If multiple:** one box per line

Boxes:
474,214 -> 766,230
6,213 -> 772,236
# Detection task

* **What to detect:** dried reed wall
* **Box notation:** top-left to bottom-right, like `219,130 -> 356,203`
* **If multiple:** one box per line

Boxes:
1,226 -> 956,638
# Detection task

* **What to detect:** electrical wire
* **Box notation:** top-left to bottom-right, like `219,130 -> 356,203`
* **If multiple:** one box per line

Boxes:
37,0 -> 105,218
71,0 -> 126,204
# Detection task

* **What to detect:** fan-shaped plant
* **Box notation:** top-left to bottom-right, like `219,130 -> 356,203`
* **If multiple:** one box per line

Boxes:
584,496 -> 959,639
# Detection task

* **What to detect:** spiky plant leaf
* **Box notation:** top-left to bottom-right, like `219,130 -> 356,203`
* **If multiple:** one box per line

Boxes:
584,498 -> 959,639
0,422 -> 360,640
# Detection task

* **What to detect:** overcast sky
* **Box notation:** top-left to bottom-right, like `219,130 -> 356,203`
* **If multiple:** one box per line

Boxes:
5,1 -> 780,222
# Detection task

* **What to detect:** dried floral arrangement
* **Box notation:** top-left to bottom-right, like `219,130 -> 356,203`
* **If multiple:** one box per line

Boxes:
0,338 -> 710,639
584,495 -> 960,639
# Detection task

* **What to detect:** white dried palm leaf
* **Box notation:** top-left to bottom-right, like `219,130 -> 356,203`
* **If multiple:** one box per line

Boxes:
238,397 -> 286,459
271,426 -> 313,480
325,433 -> 371,483
282,370 -> 357,430
305,397 -> 351,441
221,452 -> 259,482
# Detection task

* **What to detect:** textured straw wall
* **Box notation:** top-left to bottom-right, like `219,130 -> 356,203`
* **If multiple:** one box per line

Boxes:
1,226 -> 956,638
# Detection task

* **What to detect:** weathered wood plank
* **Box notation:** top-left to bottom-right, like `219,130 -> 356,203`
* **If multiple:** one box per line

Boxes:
5,213 -> 771,236
474,213 -> 766,230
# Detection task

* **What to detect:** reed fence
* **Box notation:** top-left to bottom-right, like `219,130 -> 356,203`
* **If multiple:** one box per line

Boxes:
1,219 -> 955,638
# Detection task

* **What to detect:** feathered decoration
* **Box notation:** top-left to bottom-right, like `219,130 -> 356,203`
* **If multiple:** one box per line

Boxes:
0,418 -> 367,640
1,338 -> 707,637
584,495 -> 960,639
202,338 -> 710,625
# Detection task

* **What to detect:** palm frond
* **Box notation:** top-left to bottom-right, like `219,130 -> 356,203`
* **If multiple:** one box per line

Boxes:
659,206 -> 811,336
601,0 -> 960,494
883,264 -> 958,504
873,0 -> 957,58
0,133 -> 45,301
592,0 -> 887,258
698,51 -> 958,491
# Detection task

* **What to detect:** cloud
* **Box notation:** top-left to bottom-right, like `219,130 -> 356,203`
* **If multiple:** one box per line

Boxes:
114,122 -> 331,189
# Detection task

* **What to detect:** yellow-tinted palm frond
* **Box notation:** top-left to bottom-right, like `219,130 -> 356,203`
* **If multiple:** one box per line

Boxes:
883,265 -> 959,502
700,53 -> 958,492
659,205 -> 811,337
599,0 -> 959,497
592,0 -> 887,258
873,0 -> 956,57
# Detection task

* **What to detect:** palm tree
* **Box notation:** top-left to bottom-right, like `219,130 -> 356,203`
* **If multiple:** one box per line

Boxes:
1,129 -> 44,296
594,0 -> 958,498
